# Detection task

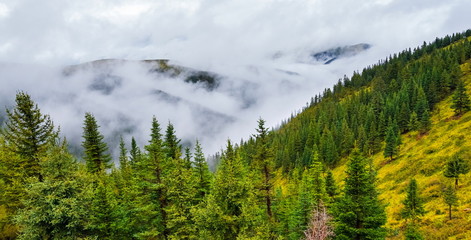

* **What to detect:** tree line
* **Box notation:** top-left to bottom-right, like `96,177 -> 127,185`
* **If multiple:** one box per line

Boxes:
1,29 -> 471,239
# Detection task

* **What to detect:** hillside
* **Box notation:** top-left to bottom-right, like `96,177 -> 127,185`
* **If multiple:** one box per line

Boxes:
1,31 -> 471,239
333,60 -> 471,239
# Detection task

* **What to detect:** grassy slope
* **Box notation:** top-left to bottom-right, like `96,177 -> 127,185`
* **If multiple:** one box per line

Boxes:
333,60 -> 471,239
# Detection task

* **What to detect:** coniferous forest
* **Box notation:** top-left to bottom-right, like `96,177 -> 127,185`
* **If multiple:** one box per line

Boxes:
1,30 -> 471,239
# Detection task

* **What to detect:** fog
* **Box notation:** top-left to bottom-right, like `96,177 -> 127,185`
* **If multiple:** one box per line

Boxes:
0,0 -> 470,157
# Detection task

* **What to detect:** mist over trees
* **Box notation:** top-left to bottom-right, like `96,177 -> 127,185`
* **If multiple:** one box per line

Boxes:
1,30 -> 471,239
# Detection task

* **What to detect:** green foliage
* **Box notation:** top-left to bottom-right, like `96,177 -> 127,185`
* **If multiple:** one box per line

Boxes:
325,169 -> 338,199
333,148 -> 387,239
443,185 -> 458,220
15,143 -> 89,239
82,113 -> 111,173
401,179 -> 425,222
193,140 -> 212,201
404,222 -> 424,240
451,79 -> 471,115
443,153 -> 470,188
384,120 -> 400,161
3,91 -> 57,180
164,122 -> 181,160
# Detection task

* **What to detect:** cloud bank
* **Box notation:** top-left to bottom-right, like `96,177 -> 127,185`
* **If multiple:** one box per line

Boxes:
0,0 -> 470,157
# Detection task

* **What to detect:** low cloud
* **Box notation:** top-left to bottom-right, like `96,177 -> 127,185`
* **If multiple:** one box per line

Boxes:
0,0 -> 470,157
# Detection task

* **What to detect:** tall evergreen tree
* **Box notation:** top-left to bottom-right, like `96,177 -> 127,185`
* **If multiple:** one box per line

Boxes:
333,148 -> 386,239
193,140 -> 212,201
444,153 -> 470,188
443,185 -> 458,220
81,113 -> 111,174
401,179 -> 425,222
133,116 -> 167,239
253,118 -> 274,220
325,169 -> 338,199
194,140 -> 267,239
451,79 -> 471,116
129,137 -> 140,163
164,122 -> 181,160
384,121 -> 400,161
15,143 -> 88,239
3,91 -> 57,180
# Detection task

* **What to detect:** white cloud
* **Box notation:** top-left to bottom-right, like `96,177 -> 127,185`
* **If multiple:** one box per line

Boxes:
0,0 -> 470,157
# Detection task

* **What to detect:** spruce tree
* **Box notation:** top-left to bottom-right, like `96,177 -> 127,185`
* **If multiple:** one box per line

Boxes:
451,79 -> 471,116
3,91 -> 57,180
193,140 -> 264,239
444,153 -> 470,189
164,122 -> 181,159
325,169 -> 338,199
443,185 -> 458,220
82,113 -> 111,173
15,143 -> 88,239
401,179 -> 425,222
193,140 -> 212,201
133,116 -> 167,239
384,123 -> 399,161
333,148 -> 386,239
253,118 -> 274,220
129,137 -> 140,163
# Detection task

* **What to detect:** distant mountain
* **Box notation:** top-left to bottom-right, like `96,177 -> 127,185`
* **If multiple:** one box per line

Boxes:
312,43 -> 371,64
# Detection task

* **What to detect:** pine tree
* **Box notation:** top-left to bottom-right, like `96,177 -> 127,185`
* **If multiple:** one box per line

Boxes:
451,79 -> 471,116
193,140 -> 212,201
404,222 -> 424,240
119,136 -> 130,176
333,148 -> 386,239
408,111 -> 419,131
132,116 -> 167,239
253,118 -> 274,221
82,113 -> 111,174
443,185 -> 458,220
3,91 -> 57,180
419,109 -> 431,134
164,122 -> 181,159
401,179 -> 425,222
15,143 -> 88,239
384,123 -> 399,161
325,169 -> 338,199
444,153 -> 470,189
130,137 -> 140,163
193,140 -> 260,239
164,154 -> 199,239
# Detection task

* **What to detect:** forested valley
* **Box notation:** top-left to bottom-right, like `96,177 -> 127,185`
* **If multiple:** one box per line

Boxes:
1,30 -> 471,239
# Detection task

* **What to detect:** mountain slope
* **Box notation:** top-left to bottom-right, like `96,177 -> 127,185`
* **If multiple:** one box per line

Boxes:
332,60 -> 471,239
256,30 -> 471,239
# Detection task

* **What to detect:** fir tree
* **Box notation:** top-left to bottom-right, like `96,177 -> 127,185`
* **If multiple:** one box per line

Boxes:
133,116 -> 167,239
401,179 -> 425,222
253,118 -> 274,220
451,79 -> 471,116
443,185 -> 458,220
82,113 -> 111,174
333,148 -> 386,239
384,122 -> 399,161
404,223 -> 423,240
193,140 -> 212,201
15,143 -> 88,239
130,137 -> 140,163
164,122 -> 181,159
325,169 -> 338,199
444,153 -> 470,189
3,91 -> 57,180
119,136 -> 130,174
408,111 -> 419,131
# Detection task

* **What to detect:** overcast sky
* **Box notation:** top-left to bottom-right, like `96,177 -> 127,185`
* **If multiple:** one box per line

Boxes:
0,0 -> 470,157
